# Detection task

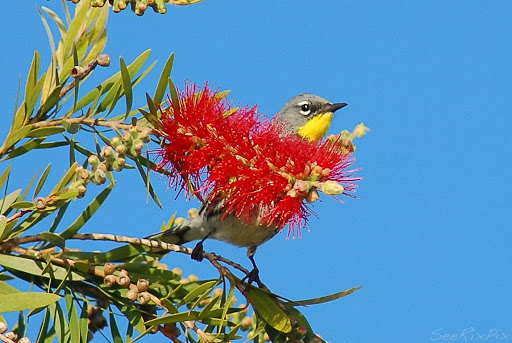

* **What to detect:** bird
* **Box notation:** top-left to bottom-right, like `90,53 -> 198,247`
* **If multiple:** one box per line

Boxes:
147,94 -> 347,283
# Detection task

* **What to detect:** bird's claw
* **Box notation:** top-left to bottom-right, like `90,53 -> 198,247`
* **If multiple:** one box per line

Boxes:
242,267 -> 260,286
191,242 -> 204,261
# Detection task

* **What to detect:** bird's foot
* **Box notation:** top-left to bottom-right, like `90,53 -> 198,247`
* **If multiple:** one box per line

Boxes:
242,266 -> 260,285
191,242 -> 204,261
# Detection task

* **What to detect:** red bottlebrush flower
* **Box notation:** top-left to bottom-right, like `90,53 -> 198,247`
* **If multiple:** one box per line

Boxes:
157,82 -> 360,234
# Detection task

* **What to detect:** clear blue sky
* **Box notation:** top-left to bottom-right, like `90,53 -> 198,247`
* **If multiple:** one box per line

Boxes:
2,1 -> 512,342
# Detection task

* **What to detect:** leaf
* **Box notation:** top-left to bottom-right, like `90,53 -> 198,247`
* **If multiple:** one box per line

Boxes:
1,125 -> 33,154
39,85 -> 63,117
40,232 -> 66,249
60,183 -> 114,239
181,280 -> 218,305
51,162 -> 78,194
0,280 -> 20,295
0,254 -> 85,281
0,189 -> 22,215
65,292 -> 81,343
26,127 -> 65,138
134,158 -> 162,208
109,311 -> 123,343
0,165 -> 12,191
0,216 -> 7,240
41,6 -> 67,37
79,301 -> 89,343
61,0 -> 89,64
248,287 -> 292,333
3,138 -> 45,161
25,51 -> 40,110
0,292 -> 60,313
168,78 -> 180,112
289,286 -> 362,306
48,202 -> 69,233
120,57 -> 133,116
34,163 -> 52,198
154,52 -> 174,104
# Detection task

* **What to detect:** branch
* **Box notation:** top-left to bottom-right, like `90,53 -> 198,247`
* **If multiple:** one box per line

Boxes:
30,117 -> 158,136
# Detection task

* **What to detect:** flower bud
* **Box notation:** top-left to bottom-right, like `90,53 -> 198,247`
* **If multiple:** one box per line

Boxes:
241,316 -> 252,331
88,154 -> 100,166
77,185 -> 87,198
307,189 -> 320,203
136,278 -> 150,292
18,337 -> 31,343
97,54 -> 110,67
117,270 -> 131,287
5,332 -> 16,340
122,132 -> 132,143
79,169 -> 90,180
103,275 -> 117,287
137,291 -> 151,305
188,274 -> 198,282
133,141 -> 144,152
157,263 -> 169,271
172,267 -> 182,277
0,322 -> 7,333
188,208 -> 198,219
103,263 -> 116,275
125,288 -> 138,301
321,180 -> 344,195
139,131 -> 151,143
101,146 -> 113,158
35,197 -> 47,209
129,126 -> 139,136
353,122 -> 370,138
115,144 -> 127,154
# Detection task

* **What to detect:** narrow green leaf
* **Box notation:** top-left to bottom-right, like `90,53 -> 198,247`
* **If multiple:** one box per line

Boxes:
25,51 -> 40,106
35,141 -> 69,150
60,183 -> 114,239
0,189 -> 22,215
79,301 -> 89,343
120,57 -> 133,116
41,6 -> 67,37
34,163 -> 52,198
48,202 -> 69,233
0,216 -> 7,240
1,125 -> 33,154
53,301 -> 68,343
109,310 -> 123,343
168,78 -> 180,112
10,201 -> 34,209
134,158 -> 162,208
41,232 -> 66,249
0,254 -> 85,281
26,127 -> 65,138
154,52 -> 174,104
9,211 -> 51,238
51,162 -> 78,194
0,292 -> 60,313
249,287 -> 292,333
289,286 -> 362,306
3,138 -> 45,161
36,308 -> 53,343
0,165 -> 12,191
198,294 -> 221,319
181,280 -> 218,305
66,292 -> 81,343
20,168 -> 40,201
0,280 -> 20,295
61,0 -> 89,63
39,85 -> 63,116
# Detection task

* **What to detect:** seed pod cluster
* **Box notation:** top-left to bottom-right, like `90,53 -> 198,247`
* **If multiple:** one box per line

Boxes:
84,0 -> 203,15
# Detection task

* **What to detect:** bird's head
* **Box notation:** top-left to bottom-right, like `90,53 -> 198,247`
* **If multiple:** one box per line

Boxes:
276,94 -> 347,142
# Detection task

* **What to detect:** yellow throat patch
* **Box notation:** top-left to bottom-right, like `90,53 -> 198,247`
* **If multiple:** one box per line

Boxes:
297,112 -> 334,142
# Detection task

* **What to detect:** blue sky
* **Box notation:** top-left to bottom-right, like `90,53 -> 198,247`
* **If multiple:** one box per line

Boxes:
2,1 -> 512,342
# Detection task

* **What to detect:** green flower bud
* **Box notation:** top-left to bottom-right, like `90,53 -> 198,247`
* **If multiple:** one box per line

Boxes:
88,154 -> 100,166
321,180 -> 344,195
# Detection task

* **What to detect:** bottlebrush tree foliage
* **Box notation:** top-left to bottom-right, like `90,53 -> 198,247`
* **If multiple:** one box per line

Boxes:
0,2 -> 367,343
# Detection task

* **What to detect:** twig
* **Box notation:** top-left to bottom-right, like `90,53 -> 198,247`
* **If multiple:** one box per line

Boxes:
30,117 -> 157,136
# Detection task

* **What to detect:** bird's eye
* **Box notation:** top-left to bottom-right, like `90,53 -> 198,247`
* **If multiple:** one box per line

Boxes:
298,101 -> 312,116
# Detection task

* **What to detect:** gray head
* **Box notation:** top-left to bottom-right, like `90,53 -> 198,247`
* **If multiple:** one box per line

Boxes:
275,94 -> 347,138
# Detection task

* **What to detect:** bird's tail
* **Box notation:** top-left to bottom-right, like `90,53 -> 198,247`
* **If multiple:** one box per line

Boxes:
145,222 -> 194,246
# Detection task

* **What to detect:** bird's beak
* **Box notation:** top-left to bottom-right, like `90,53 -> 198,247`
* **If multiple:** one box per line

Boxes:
324,102 -> 348,113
